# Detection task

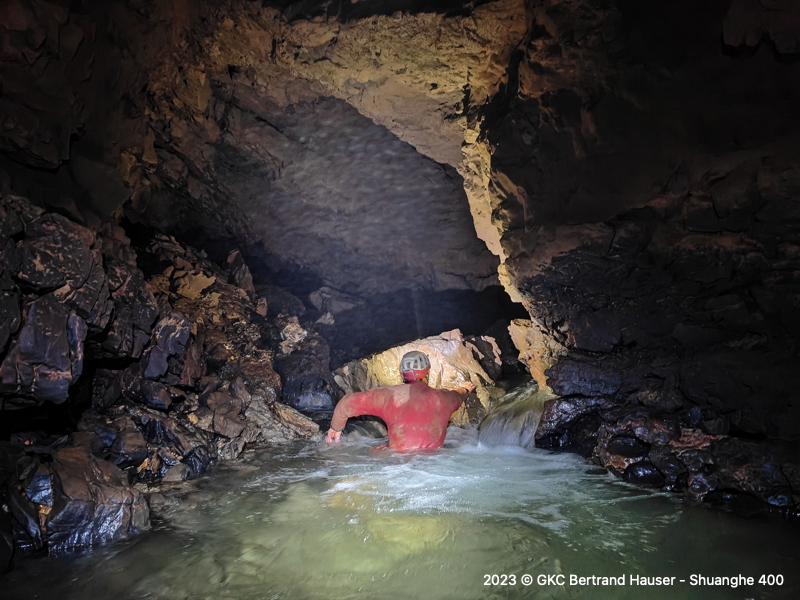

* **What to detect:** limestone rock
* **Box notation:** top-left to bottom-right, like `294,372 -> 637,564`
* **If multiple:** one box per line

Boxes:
47,446 -> 149,552
225,249 -> 255,300
99,259 -> 159,359
507,319 -> 566,391
0,295 -> 84,406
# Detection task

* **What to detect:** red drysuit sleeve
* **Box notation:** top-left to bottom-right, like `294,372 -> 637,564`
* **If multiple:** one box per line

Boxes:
330,389 -> 389,432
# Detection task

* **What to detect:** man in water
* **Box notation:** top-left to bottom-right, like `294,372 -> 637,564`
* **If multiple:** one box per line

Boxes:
325,350 -> 476,451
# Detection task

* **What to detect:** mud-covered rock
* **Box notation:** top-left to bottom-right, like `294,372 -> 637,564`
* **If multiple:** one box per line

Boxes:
46,446 -> 149,552
0,295 -> 84,406
99,259 -> 159,359
711,438 -> 793,506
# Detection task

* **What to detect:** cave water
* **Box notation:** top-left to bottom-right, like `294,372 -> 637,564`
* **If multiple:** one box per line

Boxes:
5,425 -> 800,600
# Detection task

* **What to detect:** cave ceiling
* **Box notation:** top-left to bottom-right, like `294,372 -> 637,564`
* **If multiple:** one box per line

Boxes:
3,0 -> 800,389
1,0 -> 529,297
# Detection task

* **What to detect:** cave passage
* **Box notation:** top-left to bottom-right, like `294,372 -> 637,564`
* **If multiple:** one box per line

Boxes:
6,428 -> 800,600
4,0 -> 800,586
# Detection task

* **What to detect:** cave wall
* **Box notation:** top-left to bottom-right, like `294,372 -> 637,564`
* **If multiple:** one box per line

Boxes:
468,0 -> 800,446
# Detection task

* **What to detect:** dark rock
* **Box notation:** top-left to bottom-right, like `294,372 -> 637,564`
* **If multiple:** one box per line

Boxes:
46,446 -> 149,551
225,249 -> 255,300
99,259 -> 159,359
256,284 -> 306,318
162,463 -> 190,482
614,415 -> 681,446
686,470 -> 718,503
179,337 -> 206,388
711,438 -> 793,506
546,360 -> 622,397
536,397 -> 614,451
623,461 -> 665,487
91,369 -> 122,410
0,295 -> 82,406
109,431 -> 148,470
606,436 -> 650,458
15,212 -> 94,292
671,323 -> 724,347
649,446 -> 688,491
629,385 -> 685,413
702,417 -> 729,435
52,246 -> 113,332
24,464 -> 53,505
282,373 -> 338,412
567,309 -> 621,352
122,374 -> 173,411
7,483 -> 43,551
0,505 -> 13,571
0,271 -> 20,352
205,392 -> 245,439
183,445 -> 212,475
206,344 -> 231,372
67,432 -> 105,456
466,334 -> 504,382
141,311 -> 193,380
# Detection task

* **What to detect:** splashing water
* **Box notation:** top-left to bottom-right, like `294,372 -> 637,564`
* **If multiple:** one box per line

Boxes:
477,380 -> 553,449
6,429 -> 800,600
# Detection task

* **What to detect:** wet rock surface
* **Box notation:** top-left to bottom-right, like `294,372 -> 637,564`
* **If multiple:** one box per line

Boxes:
0,196 -> 319,559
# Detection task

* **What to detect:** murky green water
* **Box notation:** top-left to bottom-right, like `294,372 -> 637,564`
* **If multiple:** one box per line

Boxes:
5,429 -> 800,600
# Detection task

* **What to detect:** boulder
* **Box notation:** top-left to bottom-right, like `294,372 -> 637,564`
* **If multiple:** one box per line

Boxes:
536,396 -> 615,449
99,259 -> 159,359
711,438 -> 793,506
46,446 -> 149,552
15,212 -> 94,292
0,295 -> 84,406
623,461 -> 666,487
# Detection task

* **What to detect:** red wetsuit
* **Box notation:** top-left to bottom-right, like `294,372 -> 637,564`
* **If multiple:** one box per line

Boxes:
330,381 -> 466,451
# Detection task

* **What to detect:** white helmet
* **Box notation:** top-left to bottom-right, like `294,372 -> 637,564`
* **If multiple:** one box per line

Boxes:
400,351 -> 430,382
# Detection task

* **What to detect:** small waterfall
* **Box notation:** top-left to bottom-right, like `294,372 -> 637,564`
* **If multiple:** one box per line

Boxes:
477,380 -> 555,449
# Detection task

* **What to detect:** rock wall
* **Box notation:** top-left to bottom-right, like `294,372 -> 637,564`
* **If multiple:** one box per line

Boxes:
0,194 -> 319,560
486,1 -> 800,508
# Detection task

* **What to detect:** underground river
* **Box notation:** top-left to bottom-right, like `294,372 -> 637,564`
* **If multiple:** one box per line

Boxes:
5,426 -> 799,600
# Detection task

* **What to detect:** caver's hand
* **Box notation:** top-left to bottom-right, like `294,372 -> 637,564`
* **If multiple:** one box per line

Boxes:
326,428 -> 342,443
458,381 -> 476,394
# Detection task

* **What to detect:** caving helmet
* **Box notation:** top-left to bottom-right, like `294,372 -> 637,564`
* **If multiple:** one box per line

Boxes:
400,350 -> 431,383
